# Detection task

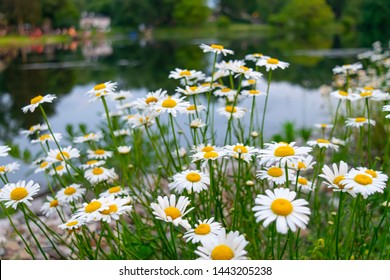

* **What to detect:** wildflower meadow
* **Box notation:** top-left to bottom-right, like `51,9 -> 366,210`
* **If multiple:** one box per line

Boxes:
0,42 -> 390,260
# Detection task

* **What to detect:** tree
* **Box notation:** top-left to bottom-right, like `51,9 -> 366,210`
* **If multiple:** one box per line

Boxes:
0,0 -> 41,34
173,0 -> 210,26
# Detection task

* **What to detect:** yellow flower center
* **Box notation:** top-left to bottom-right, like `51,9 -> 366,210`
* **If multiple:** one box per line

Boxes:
204,151 -> 219,159
39,134 -> 51,141
239,66 -> 249,72
66,221 -> 78,227
271,198 -> 293,216
93,83 -> 106,91
92,167 -> 104,175
221,88 -> 231,93
211,245 -> 234,260
333,175 -> 345,189
56,151 -> 70,161
29,126 -> 35,131
297,162 -> 306,170
225,106 -> 237,113
10,187 -> 28,201
249,90 -> 259,95
100,204 -> 118,215
30,95 -> 43,104
354,174 -> 372,185
355,117 -> 367,123
179,70 -> 191,76
145,96 -> 158,104
211,44 -> 224,50
338,91 -> 348,96
50,199 -> 59,208
87,160 -> 98,165
247,79 -> 256,84
201,146 -> 214,152
85,201 -> 102,213
55,165 -> 64,171
364,86 -> 374,91
164,206 -> 181,219
109,186 -> 121,193
298,177 -> 308,185
40,161 -> 49,168
360,92 -> 372,97
64,187 -> 76,195
84,133 -> 95,138
320,124 -> 328,128
186,172 -> 202,182
267,58 -> 279,64
187,105 -> 196,111
233,145 -> 248,153
365,169 -> 377,178
0,166 -> 5,172
267,167 -> 283,177
94,149 -> 105,155
253,53 -> 263,57
189,86 -> 198,92
194,223 -> 211,235
162,98 -> 177,108
274,145 -> 295,157
317,139 -> 330,144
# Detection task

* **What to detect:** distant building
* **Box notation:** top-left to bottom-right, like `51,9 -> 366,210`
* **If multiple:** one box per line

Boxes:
80,13 -> 111,32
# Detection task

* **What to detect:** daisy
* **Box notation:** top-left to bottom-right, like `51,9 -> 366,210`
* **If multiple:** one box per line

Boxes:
117,146 -> 132,154
256,57 -> 289,71
150,194 -> 193,229
169,69 -> 206,85
199,43 -> 234,56
314,123 -> 334,130
241,79 -> 257,88
0,180 -> 40,209
258,142 -> 312,167
232,65 -> 263,80
99,185 -> 131,198
22,94 -> 57,113
73,132 -> 103,143
288,155 -> 316,173
341,168 -> 387,199
356,167 -> 388,183
99,196 -> 133,223
84,167 -> 116,185
31,133 -> 62,144
49,163 -> 67,176
80,159 -> 106,170
0,145 -> 11,157
87,81 -> 117,101
245,53 -> 270,62
319,161 -> 355,196
217,105 -> 246,119
214,87 -> 238,98
112,90 -> 132,101
252,188 -> 311,234
58,218 -> 85,231
383,105 -> 390,118
169,170 -> 210,194
307,139 -> 339,151
20,123 -> 48,136
183,104 -> 206,115
127,113 -> 155,128
73,197 -> 111,222
56,184 -> 86,203
0,162 -> 20,175
184,218 -> 222,244
34,160 -> 52,173
87,149 -> 113,160
295,177 -> 313,193
257,165 -> 295,186
332,63 -> 362,74
46,146 -> 80,163
242,89 -> 266,97
353,88 -> 389,101
330,89 -> 357,101
176,85 -> 209,96
224,143 -> 259,162
114,129 -> 132,137
345,117 -> 376,127
41,196 -> 61,217
131,89 -> 167,111
195,228 -> 248,260
191,147 -> 226,167
216,59 -> 245,72
331,137 -> 346,146
152,95 -> 190,117
190,119 -> 206,129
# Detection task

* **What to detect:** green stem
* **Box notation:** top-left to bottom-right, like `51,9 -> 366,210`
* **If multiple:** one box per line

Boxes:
260,70 -> 273,148
101,96 -> 118,146
335,191 -> 344,259
169,114 -> 182,170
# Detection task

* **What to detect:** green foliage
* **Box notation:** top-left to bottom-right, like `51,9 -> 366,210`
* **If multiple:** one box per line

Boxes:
172,0 -> 210,27
360,0 -> 390,42
270,0 -> 335,32
216,15 -> 232,28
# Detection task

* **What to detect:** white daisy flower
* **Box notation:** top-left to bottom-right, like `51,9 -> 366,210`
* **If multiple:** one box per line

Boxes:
150,194 -> 193,230
257,165 -> 295,186
241,79 -> 257,88
117,146 -> 132,154
34,160 -> 52,173
46,146 -> 80,163
127,113 -> 155,128
294,176 -> 313,193
20,123 -> 48,136
190,118 -> 206,129
73,132 -> 103,143
256,57 -> 289,71
258,142 -> 312,167
85,167 -> 116,185
288,155 -> 316,173
0,145 -> 11,157
319,161 -> 355,197
383,105 -> 390,118
22,94 -> 57,113
332,63 -> 362,74
87,81 -> 117,101
113,129 -> 132,137
31,133 -> 62,144
191,147 -> 227,167
245,53 -> 270,62
131,89 -> 167,111
199,44 -> 234,56
330,89 -> 357,101
49,163 -> 68,176
307,138 -> 339,151
87,149 -> 113,160
112,90 -> 132,101
176,85 -> 209,96
56,184 -> 86,203
73,197 -> 111,222
195,228 -> 248,260
356,167 -> 388,184
345,117 -> 376,127
152,95 -> 190,117
99,185 -> 131,198
200,82 -> 223,90
40,196 -> 61,217
169,170 -> 210,194
80,159 -> 106,170
58,218 -> 85,231
353,88 -> 389,101
314,123 -> 334,129
99,196 -> 133,223
224,143 -> 259,162
184,218 -> 222,244
331,137 -> 346,146
341,169 -> 387,199
252,188 -> 311,234
183,104 -> 206,115
216,59 -> 245,72
0,180 -> 40,209
217,105 -> 246,119
214,87 -> 238,98
242,89 -> 266,97
0,162 -> 20,175
232,65 -> 263,80
169,69 -> 206,85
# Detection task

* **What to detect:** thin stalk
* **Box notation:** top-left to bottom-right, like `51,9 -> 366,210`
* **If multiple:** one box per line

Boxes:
260,70 -> 273,148
335,191 -> 344,259
169,114 -> 182,169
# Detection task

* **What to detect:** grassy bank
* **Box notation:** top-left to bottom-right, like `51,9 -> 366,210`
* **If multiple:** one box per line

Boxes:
0,35 -> 72,48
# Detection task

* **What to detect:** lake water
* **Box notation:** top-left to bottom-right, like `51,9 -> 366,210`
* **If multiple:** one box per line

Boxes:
0,32 -> 369,183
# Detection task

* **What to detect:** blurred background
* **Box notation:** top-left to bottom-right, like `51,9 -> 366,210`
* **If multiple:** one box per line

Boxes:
0,0 -> 389,148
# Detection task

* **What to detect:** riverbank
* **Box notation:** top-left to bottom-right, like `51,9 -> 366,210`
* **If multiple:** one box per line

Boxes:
0,35 -> 72,48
